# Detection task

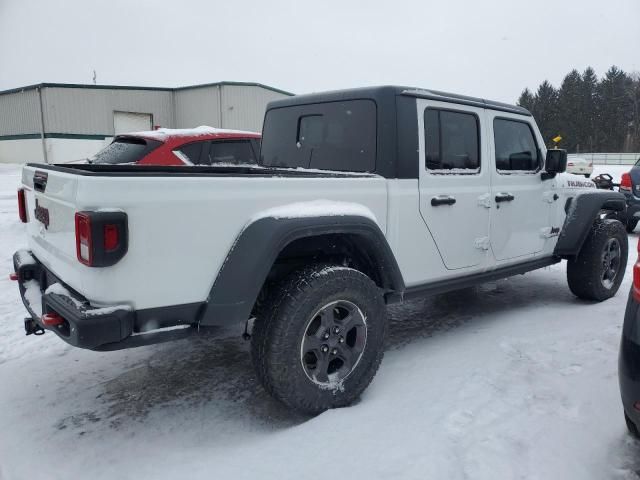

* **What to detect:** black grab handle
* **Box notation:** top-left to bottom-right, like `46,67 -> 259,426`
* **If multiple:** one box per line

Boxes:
431,196 -> 456,206
495,193 -> 515,203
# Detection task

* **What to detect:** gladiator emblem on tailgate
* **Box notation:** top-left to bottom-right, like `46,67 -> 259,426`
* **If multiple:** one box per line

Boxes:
34,199 -> 50,229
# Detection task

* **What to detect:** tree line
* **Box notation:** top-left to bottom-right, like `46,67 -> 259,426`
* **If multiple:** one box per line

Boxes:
517,66 -> 640,153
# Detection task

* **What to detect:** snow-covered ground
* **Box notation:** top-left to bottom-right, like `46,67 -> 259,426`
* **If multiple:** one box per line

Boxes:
0,163 -> 639,479
592,164 -> 631,184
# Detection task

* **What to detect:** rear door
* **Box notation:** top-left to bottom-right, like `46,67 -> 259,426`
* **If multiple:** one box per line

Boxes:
417,99 -> 492,270
487,112 -> 552,261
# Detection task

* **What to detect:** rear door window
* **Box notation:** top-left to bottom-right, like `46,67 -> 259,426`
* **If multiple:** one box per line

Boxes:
261,99 -> 377,172
493,119 -> 541,172
424,108 -> 480,172
206,141 -> 257,165
90,137 -> 161,164
175,142 -> 204,164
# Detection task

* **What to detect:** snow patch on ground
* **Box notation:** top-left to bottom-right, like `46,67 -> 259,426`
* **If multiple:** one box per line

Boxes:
592,164 -> 631,184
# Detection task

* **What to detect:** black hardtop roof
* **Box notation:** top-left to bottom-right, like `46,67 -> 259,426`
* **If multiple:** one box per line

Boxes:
267,85 -> 531,116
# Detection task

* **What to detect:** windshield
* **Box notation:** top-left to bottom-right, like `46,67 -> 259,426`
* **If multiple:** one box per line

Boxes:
90,137 -> 161,164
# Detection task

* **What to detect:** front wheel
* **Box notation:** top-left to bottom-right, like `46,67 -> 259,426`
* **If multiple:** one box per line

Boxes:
627,218 -> 638,233
567,219 -> 628,301
251,265 -> 387,415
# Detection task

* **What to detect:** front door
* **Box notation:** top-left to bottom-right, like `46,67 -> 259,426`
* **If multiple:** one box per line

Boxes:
417,99 -> 491,270
487,112 -> 552,261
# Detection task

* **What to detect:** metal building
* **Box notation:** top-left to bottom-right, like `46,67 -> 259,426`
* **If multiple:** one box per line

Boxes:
0,81 -> 292,164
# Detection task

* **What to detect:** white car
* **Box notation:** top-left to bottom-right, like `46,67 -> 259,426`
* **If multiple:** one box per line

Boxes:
11,86 -> 628,415
566,156 -> 593,177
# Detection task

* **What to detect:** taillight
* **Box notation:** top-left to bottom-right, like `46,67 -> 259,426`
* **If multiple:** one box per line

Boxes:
75,211 -> 128,267
17,188 -> 27,223
103,224 -> 119,251
633,238 -> 640,303
567,162 -> 574,167
621,173 -> 632,192
75,212 -> 92,265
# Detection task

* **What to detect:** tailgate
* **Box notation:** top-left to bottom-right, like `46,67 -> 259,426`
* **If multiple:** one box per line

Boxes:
21,165 -> 81,290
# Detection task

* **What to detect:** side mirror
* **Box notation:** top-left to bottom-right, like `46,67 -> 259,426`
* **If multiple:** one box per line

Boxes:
545,149 -> 567,174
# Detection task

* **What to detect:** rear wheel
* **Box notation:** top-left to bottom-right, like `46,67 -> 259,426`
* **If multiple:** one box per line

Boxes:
625,412 -> 640,439
567,219 -> 628,301
251,264 -> 387,415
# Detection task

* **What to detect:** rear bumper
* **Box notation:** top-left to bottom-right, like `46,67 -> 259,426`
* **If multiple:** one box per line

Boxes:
13,249 -> 134,350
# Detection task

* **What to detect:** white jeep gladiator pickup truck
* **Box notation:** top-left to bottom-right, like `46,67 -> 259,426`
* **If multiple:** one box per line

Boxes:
12,86 -> 628,414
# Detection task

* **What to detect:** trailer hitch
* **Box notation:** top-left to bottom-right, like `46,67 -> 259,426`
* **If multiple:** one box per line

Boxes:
24,318 -> 45,336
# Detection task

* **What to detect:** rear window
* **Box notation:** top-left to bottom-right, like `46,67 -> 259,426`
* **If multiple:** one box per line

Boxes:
176,142 -> 204,164
260,100 -> 376,172
90,137 -> 161,164
206,140 -> 256,165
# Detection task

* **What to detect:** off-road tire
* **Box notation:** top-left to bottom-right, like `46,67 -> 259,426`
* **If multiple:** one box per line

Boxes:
625,412 -> 640,440
251,264 -> 387,415
567,219 -> 628,301
627,218 -> 638,233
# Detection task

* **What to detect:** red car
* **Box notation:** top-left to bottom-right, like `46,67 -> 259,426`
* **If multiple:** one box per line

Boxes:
90,126 -> 261,166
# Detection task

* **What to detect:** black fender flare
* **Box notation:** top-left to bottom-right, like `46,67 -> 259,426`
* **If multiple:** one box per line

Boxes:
554,191 -> 627,257
199,215 -> 405,326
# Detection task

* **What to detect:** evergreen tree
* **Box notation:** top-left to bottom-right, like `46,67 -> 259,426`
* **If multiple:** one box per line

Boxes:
596,66 -> 633,152
579,67 -> 599,152
532,81 -> 560,147
557,69 -> 582,152
629,73 -> 640,152
517,88 -> 536,112
516,66 -> 640,153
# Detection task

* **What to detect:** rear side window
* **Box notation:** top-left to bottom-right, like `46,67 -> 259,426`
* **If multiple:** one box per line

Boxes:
261,100 -> 376,172
176,142 -> 204,164
206,141 -> 256,165
424,109 -> 480,172
90,137 -> 161,164
493,119 -> 541,172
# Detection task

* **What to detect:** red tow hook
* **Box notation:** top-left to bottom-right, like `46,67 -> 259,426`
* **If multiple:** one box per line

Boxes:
41,313 -> 65,327
9,272 -> 18,281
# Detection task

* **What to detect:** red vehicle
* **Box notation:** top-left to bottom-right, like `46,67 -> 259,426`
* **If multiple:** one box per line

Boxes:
90,126 -> 261,166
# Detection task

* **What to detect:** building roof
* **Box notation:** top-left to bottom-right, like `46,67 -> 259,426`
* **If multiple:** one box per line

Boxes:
0,81 -> 294,97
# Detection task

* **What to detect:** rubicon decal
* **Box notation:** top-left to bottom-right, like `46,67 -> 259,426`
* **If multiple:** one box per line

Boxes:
34,199 -> 50,229
566,179 -> 595,188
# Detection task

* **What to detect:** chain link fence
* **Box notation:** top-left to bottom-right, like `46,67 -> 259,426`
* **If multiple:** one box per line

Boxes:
568,153 -> 640,165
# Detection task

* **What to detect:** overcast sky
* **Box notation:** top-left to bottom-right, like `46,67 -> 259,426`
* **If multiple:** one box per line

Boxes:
0,0 -> 638,103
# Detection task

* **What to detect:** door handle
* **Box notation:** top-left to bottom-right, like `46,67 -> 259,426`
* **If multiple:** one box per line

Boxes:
431,195 -> 456,206
495,193 -> 515,203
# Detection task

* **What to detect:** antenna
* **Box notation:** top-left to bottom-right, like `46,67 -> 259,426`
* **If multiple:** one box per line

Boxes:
92,69 -> 97,85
